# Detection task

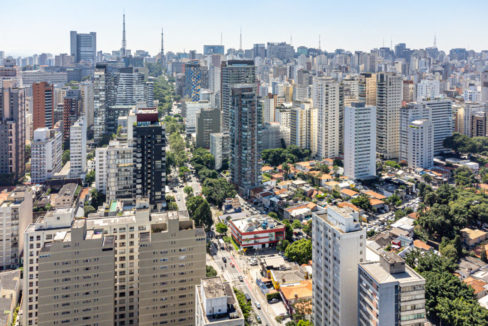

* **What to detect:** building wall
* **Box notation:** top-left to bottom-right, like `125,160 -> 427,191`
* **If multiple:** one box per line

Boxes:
344,103 -> 376,180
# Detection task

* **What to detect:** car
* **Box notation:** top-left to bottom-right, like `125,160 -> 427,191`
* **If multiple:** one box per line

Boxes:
255,302 -> 261,310
256,315 -> 262,323
222,257 -> 227,263
269,298 -> 279,304
245,293 -> 251,301
238,275 -> 244,282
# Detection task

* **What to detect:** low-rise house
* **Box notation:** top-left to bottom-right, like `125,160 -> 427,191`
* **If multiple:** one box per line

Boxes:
391,217 -> 415,236
461,228 -> 488,247
284,202 -> 320,220
370,198 -> 386,211
362,190 -> 387,200
340,188 -> 358,199
279,280 -> 312,318
413,240 -> 433,252
464,277 -> 488,299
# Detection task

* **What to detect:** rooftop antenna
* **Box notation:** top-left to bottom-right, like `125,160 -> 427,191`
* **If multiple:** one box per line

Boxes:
220,32 -> 223,46
160,27 -> 164,64
390,37 -> 393,50
239,27 -> 242,51
434,34 -> 437,48
122,12 -> 127,57
290,34 -> 293,45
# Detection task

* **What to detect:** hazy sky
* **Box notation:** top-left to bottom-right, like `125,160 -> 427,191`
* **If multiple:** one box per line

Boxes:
2,0 -> 488,57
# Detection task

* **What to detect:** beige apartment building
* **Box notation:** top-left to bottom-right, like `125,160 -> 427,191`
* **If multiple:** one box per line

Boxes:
23,202 -> 206,326
38,219 -> 115,326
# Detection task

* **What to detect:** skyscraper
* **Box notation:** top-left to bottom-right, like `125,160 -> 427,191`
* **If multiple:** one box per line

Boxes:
33,82 -> 54,130
69,117 -> 87,178
196,108 -> 221,149
70,31 -> 97,64
313,77 -> 341,159
229,84 -> 262,197
358,73 -> 377,106
184,61 -> 202,101
344,102 -> 376,180
481,66 -> 488,103
220,60 -> 255,132
400,103 -> 432,163
424,99 -> 453,154
416,78 -> 440,102
313,205 -> 365,326
407,119 -> 434,169
31,128 -> 62,183
376,72 -> 402,159
0,80 -> 25,184
133,108 -> 166,210
63,89 -> 82,143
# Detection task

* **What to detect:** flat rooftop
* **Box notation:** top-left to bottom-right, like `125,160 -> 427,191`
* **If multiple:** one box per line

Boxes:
360,261 -> 424,285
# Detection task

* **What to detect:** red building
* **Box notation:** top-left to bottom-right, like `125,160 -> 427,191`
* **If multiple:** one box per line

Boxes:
228,216 -> 285,249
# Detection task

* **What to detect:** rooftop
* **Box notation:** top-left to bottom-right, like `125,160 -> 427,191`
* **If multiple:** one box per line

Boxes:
280,280 -> 312,301
360,259 -> 424,285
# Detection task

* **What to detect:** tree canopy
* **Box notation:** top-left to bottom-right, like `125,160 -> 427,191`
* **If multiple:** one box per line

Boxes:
405,250 -> 488,325
284,239 -> 312,265
262,146 -> 311,166
186,195 -> 213,231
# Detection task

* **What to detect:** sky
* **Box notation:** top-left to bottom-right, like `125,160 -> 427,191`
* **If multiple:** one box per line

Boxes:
1,0 -> 488,57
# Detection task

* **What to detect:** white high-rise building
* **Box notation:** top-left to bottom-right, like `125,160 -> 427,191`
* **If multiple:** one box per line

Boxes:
210,133 -> 229,170
481,67 -> 488,103
0,188 -> 32,270
407,119 -> 434,169
400,103 -> 432,162
416,78 -> 440,101
344,102 -> 376,180
313,77 -> 341,159
376,72 -> 402,159
424,99 -> 453,154
313,205 -> 366,326
358,252 -> 426,326
31,128 -> 62,184
290,102 -> 315,150
183,100 -> 212,135
262,94 -> 276,123
69,117 -> 87,178
80,81 -> 94,128
95,140 -> 133,202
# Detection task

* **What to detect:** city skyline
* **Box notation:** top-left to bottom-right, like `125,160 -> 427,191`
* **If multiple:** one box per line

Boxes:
2,0 -> 488,56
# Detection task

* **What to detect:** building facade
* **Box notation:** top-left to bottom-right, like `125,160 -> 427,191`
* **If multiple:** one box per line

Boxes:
424,99 -> 453,155
313,77 -> 342,159
376,72 -> 402,159
196,108 -> 221,148
229,84 -> 262,197
313,206 -> 366,326
358,252 -> 426,326
407,119 -> 434,169
344,102 -> 376,180
70,31 -> 97,64
69,117 -> 87,178
0,188 -> 32,270
33,82 -> 54,130
133,109 -> 166,210
31,128 -> 62,184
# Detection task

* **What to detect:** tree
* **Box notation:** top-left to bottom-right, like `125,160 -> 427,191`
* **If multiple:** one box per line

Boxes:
297,320 -> 311,326
233,288 -> 252,322
284,239 -> 312,265
292,219 -> 302,229
303,221 -> 312,237
83,205 -> 96,217
186,196 -> 213,231
206,265 -> 217,277
25,144 -> 31,161
183,185 -> 193,196
454,166 -> 477,187
282,220 -> 294,241
333,158 -> 343,167
277,239 -> 290,252
268,211 -> 278,219
62,150 -> 70,165
215,222 -> 228,235
351,194 -> 372,211
85,170 -> 95,185
89,188 -> 105,209
202,178 -> 236,207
